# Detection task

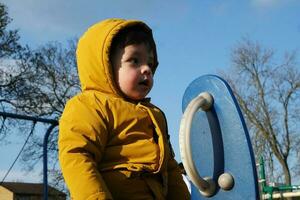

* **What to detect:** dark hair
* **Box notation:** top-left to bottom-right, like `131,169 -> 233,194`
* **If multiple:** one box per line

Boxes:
110,25 -> 158,71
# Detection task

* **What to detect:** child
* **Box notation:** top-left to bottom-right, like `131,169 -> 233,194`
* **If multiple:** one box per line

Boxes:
58,18 -> 190,200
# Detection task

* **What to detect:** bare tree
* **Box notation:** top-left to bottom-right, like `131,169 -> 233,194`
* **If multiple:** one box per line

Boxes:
0,3 -> 22,59
0,2 -> 80,193
0,2 -> 22,106
0,2 -> 25,140
18,41 -> 80,190
221,39 -> 300,185
1,39 -> 80,192
0,3 -> 79,116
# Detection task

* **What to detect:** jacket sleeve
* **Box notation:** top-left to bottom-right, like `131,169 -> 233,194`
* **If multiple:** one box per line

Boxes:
58,96 -> 113,200
157,109 -> 190,199
166,155 -> 191,200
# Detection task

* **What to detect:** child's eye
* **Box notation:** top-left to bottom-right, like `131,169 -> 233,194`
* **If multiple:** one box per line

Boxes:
129,58 -> 139,65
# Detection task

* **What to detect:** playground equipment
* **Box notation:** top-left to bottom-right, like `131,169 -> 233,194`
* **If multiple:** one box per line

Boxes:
179,75 -> 259,199
258,156 -> 300,200
0,111 -> 58,200
2,74 -> 299,200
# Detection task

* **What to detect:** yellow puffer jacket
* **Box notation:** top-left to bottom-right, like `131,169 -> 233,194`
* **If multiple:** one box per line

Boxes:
58,18 -> 190,200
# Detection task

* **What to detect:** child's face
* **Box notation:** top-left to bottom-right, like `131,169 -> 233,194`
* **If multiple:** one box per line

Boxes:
112,43 -> 154,100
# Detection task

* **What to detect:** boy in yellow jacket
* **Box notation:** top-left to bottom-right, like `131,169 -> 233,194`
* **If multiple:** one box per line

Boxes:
58,18 -> 190,200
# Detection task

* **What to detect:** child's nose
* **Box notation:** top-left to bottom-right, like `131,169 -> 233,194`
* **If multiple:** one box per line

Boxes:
141,64 -> 152,75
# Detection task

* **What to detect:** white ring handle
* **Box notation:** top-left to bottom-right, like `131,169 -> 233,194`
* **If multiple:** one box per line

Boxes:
179,92 -> 216,197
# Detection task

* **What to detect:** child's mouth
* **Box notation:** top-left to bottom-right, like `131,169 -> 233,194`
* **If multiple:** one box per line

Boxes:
139,79 -> 149,86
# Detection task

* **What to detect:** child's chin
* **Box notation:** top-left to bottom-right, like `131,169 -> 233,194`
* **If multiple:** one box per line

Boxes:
132,96 -> 146,100
129,94 -> 147,101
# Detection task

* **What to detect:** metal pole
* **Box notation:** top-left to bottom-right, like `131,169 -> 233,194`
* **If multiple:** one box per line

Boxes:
0,111 -> 58,200
258,157 -> 274,200
262,192 -> 300,199
258,156 -> 266,189
43,123 -> 58,200
0,111 -> 58,124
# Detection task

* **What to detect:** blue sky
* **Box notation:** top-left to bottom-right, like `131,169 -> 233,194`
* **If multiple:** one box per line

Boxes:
1,0 -> 300,182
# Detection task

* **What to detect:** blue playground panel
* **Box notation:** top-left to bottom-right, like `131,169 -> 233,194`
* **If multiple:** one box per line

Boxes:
182,75 -> 259,199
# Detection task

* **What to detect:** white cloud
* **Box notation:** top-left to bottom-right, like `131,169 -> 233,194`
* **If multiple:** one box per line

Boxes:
2,0 -> 91,44
1,0 -> 190,46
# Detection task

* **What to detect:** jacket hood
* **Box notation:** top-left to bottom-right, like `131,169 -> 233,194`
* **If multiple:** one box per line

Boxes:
76,18 -> 158,97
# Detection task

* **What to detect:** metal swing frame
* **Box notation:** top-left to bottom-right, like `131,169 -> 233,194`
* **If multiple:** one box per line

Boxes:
0,111 -> 58,200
